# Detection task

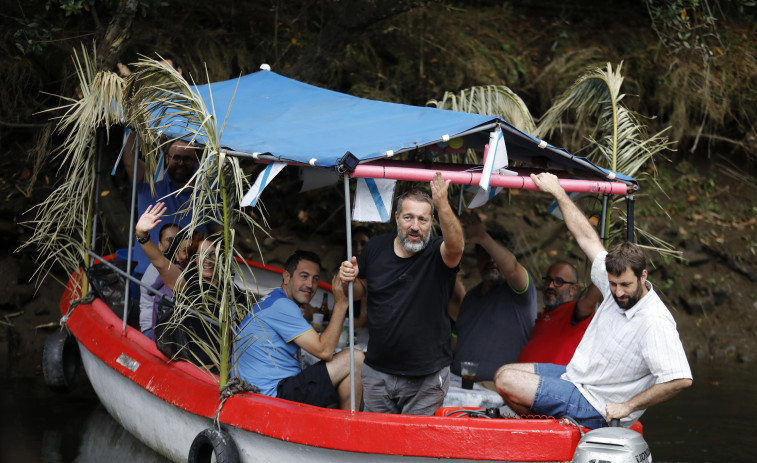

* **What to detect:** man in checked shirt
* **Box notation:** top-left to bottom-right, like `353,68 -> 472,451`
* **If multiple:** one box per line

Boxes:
494,172 -> 692,429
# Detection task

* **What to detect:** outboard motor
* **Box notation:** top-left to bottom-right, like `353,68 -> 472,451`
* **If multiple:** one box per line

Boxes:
571,419 -> 651,463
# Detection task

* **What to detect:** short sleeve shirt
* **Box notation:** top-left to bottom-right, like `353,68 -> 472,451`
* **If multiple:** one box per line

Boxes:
233,288 -> 314,397
452,273 -> 537,381
517,300 -> 593,366
358,235 -> 458,376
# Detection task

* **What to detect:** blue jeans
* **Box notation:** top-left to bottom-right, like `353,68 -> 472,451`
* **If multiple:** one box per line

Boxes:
532,363 -> 607,429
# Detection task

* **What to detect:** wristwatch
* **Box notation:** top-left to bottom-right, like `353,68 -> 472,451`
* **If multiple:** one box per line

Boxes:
137,233 -> 150,244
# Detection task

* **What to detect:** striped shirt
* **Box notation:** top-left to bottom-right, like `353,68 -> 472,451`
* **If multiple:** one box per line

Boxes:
564,251 -> 692,426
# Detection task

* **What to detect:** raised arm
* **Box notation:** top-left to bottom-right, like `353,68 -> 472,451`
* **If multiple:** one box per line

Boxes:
573,283 -> 602,322
531,173 -> 605,263
295,274 -> 350,360
431,172 -> 464,268
461,212 -> 529,292
135,202 -> 182,290
123,130 -> 145,183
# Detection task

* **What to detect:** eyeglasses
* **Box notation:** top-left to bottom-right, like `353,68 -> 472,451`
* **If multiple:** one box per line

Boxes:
542,277 -> 576,288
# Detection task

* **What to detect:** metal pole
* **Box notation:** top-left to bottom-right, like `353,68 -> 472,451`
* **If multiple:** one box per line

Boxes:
123,135 -> 139,332
626,195 -> 635,243
457,185 -> 464,215
600,194 -> 609,246
343,174 -> 356,412
91,130 -> 103,268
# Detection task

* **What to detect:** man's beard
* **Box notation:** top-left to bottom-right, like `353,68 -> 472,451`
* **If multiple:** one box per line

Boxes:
544,289 -> 571,310
398,229 -> 431,253
612,280 -> 644,310
167,165 -> 193,185
481,271 -> 504,286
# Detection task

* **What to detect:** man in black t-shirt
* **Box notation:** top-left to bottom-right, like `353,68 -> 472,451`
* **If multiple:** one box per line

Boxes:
339,172 -> 464,415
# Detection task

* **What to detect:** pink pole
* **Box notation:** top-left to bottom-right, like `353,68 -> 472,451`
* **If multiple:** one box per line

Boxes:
351,164 -> 631,195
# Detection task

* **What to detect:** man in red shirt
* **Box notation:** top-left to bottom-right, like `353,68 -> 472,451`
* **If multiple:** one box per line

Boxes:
517,261 -> 601,365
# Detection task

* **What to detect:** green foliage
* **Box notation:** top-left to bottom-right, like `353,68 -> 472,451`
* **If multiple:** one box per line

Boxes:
10,0 -> 170,55
645,0 -> 724,59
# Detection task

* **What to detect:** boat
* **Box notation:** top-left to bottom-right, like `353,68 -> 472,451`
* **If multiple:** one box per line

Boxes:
51,256 -> 643,463
36,59 -> 648,463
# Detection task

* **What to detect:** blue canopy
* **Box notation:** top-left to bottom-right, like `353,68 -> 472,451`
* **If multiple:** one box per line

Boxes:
162,70 -> 635,185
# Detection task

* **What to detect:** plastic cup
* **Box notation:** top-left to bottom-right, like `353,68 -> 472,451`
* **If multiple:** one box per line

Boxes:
460,361 -> 478,390
312,313 -> 324,325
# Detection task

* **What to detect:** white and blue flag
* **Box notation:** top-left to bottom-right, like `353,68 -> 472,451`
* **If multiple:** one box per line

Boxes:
352,177 -> 396,222
241,161 -> 287,207
478,126 -> 508,193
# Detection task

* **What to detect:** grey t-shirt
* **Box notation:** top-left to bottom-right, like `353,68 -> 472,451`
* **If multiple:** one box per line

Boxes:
452,273 -> 538,381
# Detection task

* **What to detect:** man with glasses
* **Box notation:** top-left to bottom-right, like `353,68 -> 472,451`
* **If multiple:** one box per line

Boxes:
451,212 -> 537,383
494,173 -> 692,429
517,262 -> 602,365
124,138 -> 202,274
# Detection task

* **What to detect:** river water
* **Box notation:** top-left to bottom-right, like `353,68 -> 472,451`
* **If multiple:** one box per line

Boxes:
0,362 -> 753,462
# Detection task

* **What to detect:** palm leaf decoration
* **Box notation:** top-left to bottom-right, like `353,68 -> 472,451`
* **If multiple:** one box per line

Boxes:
536,62 -> 675,255
23,45 -> 266,388
430,63 -> 678,259
428,85 -> 537,135
124,58 -> 264,386
18,43 -> 126,293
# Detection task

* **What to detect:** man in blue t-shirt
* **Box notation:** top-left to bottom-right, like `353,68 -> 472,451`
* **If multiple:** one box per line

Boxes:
124,136 -> 204,274
234,251 -> 364,410
452,213 -> 537,382
339,172 -> 465,415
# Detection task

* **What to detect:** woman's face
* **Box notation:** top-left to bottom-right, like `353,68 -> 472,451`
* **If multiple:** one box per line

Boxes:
196,239 -> 217,282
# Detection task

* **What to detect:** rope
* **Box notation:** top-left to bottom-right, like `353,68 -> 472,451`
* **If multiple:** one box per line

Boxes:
59,292 -> 95,326
559,416 -> 586,437
214,376 -> 260,429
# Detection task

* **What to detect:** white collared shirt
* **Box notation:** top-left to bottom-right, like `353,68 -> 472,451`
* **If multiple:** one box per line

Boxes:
564,251 -> 692,425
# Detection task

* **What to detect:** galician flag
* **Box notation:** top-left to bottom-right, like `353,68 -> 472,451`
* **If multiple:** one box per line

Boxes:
352,177 -> 396,222
478,126 -> 508,193
241,161 -> 287,207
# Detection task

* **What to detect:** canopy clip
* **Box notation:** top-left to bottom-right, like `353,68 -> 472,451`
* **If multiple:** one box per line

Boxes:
309,158 -> 317,166
538,140 -> 547,149
442,134 -> 450,142
385,150 -> 394,157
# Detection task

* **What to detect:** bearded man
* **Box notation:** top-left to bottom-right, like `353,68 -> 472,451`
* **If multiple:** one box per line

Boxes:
339,172 -> 464,415
517,261 -> 602,366
125,138 -> 201,274
495,173 -> 692,429
451,213 -> 537,382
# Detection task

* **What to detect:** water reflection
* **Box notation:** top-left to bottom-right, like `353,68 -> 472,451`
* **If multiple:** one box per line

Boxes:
0,362 -> 754,462
73,407 -> 169,463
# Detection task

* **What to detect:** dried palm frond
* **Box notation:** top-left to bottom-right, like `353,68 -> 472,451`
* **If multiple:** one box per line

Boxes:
536,62 -> 673,245
124,58 -> 265,385
18,43 -> 126,293
537,62 -> 671,174
428,85 -> 537,135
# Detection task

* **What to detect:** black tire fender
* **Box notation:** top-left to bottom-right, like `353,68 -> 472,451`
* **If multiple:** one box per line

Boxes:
188,427 -> 240,463
42,330 -> 80,393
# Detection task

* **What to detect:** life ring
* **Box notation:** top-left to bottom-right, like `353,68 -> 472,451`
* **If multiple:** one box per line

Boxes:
42,330 -> 80,393
188,427 -> 240,463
